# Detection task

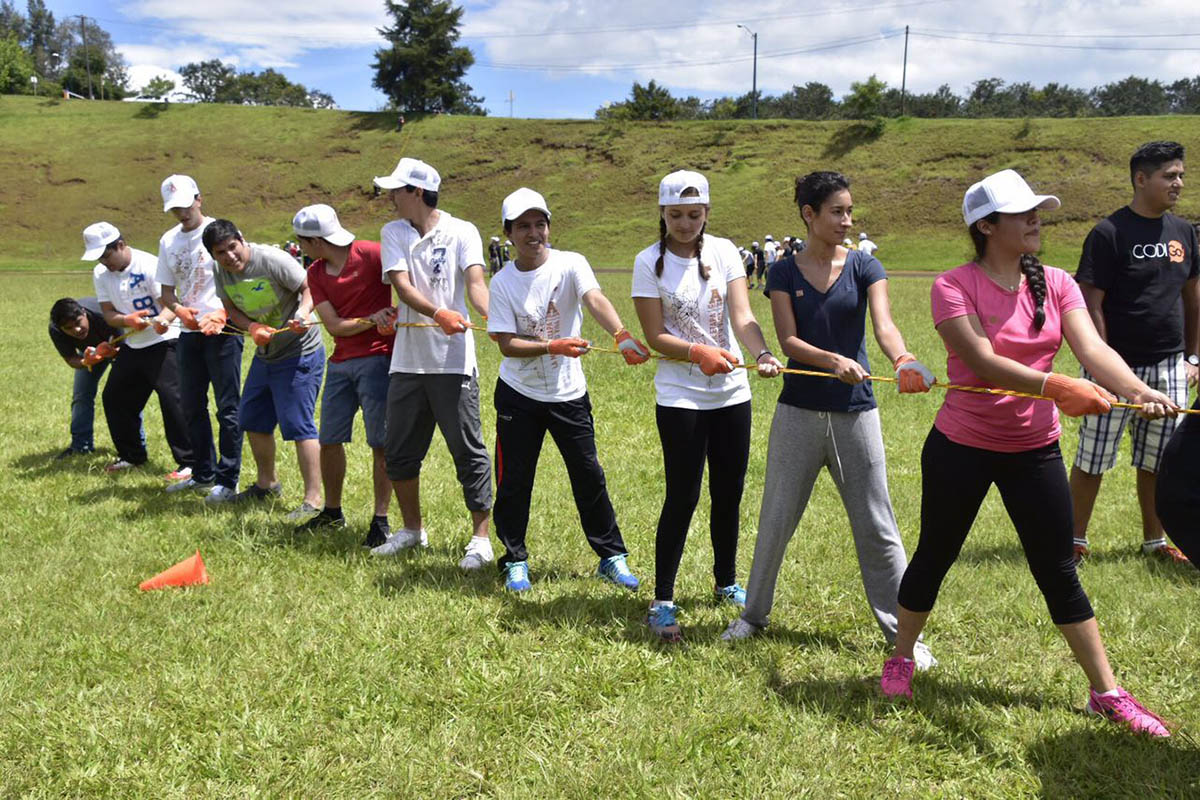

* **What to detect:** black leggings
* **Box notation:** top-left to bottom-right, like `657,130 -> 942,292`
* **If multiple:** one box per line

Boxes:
1155,407 -> 1200,565
898,427 -> 1094,626
654,402 -> 752,601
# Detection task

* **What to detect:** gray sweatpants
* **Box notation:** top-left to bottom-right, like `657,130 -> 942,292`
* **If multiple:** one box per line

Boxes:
742,403 -> 907,642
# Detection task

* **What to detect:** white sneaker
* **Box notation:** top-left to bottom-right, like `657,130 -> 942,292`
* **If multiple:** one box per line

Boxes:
166,477 -> 214,494
458,536 -> 494,571
370,527 -> 429,556
720,617 -> 764,641
286,501 -> 321,521
913,640 -> 938,671
204,485 -> 238,505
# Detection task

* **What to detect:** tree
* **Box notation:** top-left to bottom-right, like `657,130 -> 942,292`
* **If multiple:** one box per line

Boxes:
141,75 -> 174,98
906,84 -> 961,118
842,74 -> 887,119
179,59 -> 235,102
1092,76 -> 1169,116
775,82 -> 835,119
0,32 -> 32,92
1167,76 -> 1200,114
372,0 -> 484,114
25,0 -> 53,77
50,16 -> 127,97
0,1 -> 25,42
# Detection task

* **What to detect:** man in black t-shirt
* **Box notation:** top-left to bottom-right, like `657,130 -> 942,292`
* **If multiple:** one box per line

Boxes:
49,297 -> 121,459
1070,141 -> 1200,564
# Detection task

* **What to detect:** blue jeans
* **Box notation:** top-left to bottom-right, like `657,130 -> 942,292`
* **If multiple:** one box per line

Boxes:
239,345 -> 325,441
178,332 -> 244,488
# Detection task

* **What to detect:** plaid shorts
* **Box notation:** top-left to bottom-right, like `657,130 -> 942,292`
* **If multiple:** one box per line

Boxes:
1073,354 -> 1188,474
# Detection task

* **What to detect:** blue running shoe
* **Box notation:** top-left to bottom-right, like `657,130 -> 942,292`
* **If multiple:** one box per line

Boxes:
647,602 -> 681,642
504,560 -> 531,591
597,553 -> 639,590
714,583 -> 747,607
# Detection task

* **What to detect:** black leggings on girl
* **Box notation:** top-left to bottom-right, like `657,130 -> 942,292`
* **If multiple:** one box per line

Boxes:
897,427 -> 1094,625
1155,400 -> 1200,565
653,401 -> 752,601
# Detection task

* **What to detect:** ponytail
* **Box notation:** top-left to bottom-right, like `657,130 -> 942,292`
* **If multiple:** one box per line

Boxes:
1020,253 -> 1047,331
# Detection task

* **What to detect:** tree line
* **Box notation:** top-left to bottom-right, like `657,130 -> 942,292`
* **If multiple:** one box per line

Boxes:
596,74 -> 1200,121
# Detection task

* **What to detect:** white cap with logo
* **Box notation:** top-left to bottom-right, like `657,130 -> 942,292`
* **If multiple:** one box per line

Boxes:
161,174 -> 200,212
658,170 -> 710,206
501,187 -> 551,224
373,157 -> 441,192
293,204 -> 355,246
81,221 -> 121,260
962,169 -> 1060,226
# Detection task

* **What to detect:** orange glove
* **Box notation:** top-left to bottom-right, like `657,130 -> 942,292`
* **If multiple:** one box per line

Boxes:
248,322 -> 275,347
174,306 -> 200,331
547,337 -> 589,357
82,346 -> 104,367
120,310 -> 152,330
688,343 -> 737,376
893,353 -> 935,394
198,309 -> 227,336
375,307 -> 398,336
286,317 -> 310,334
151,316 -> 170,335
614,328 -> 650,365
433,307 -> 468,335
1042,373 -> 1116,417
95,341 -> 118,359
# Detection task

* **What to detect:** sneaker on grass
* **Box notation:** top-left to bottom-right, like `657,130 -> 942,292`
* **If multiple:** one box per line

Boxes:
714,583 -> 747,607
362,516 -> 390,549
296,507 -> 346,532
503,560 -> 531,591
913,641 -> 938,671
233,483 -> 282,503
370,527 -> 428,556
105,458 -> 139,473
720,617 -> 763,642
880,655 -> 915,699
1143,542 -> 1189,564
1073,539 -> 1090,566
165,466 -> 192,482
597,553 -> 639,590
647,602 -> 681,642
1086,687 -> 1170,737
459,536 -> 494,571
55,446 -> 93,460
166,477 -> 214,494
204,485 -> 238,505
286,502 -> 322,522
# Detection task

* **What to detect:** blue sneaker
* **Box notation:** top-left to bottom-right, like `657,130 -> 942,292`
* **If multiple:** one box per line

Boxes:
504,560 -> 531,591
597,553 -> 639,590
647,602 -> 681,642
714,583 -> 747,607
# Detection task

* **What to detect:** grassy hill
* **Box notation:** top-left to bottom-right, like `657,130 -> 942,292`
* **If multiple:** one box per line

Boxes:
2,94 -> 1199,271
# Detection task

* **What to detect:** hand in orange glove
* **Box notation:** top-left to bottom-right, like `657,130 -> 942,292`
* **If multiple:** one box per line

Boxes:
95,341 -> 118,359
286,317 -> 310,334
198,309 -> 227,336
174,306 -> 201,331
120,309 -> 152,330
151,315 -> 171,335
82,346 -> 104,367
614,328 -> 650,365
547,337 -> 590,358
1042,373 -> 1116,417
248,322 -> 275,347
893,353 -> 935,393
373,306 -> 398,336
432,307 -> 468,335
688,343 -> 737,376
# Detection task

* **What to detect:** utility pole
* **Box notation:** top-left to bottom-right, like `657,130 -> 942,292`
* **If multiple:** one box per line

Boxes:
507,90 -> 515,117
900,25 -> 909,117
77,15 -> 94,99
737,24 -> 758,119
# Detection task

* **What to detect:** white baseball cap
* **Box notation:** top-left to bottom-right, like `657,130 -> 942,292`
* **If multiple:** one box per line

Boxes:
502,187 -> 551,223
963,169 -> 1060,225
765,234 -> 773,241
859,232 -> 868,240
658,170 -> 709,206
292,204 -> 355,246
81,221 -> 120,260
161,174 -> 200,212
752,241 -> 759,247
373,157 -> 441,192
490,236 -> 500,242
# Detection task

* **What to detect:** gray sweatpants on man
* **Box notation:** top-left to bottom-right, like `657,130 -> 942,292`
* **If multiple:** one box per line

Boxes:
741,403 -> 907,641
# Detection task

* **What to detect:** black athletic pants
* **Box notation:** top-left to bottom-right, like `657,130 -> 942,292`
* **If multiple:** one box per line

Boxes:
653,401 -> 752,601
493,378 -> 626,568
1155,406 -> 1200,566
103,340 -> 193,468
897,427 -> 1093,625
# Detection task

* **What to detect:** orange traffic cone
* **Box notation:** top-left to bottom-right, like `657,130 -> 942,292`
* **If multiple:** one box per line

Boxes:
138,550 -> 209,591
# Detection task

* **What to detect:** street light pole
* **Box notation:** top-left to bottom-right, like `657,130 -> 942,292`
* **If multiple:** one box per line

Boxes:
737,24 -> 758,120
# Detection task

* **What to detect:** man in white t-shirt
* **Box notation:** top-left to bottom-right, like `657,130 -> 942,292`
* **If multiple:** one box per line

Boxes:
857,231 -> 878,256
156,174 -> 244,503
83,222 -> 193,477
763,235 -> 778,265
369,157 -> 495,570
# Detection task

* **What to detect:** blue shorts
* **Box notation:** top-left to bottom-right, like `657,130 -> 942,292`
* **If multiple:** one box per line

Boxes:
320,355 -> 390,448
239,346 -> 325,441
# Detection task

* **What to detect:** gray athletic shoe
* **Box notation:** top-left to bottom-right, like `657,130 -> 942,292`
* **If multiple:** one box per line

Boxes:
166,477 -> 214,494
720,617 -> 763,642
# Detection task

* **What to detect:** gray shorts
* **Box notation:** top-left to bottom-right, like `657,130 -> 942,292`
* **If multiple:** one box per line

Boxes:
319,355 -> 390,448
385,371 -> 492,511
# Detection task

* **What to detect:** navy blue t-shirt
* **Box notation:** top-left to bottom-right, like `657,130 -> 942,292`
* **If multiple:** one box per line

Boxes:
765,250 -> 886,412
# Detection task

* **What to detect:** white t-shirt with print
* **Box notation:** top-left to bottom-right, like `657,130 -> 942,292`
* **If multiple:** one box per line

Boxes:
381,211 -> 484,375
631,234 -> 751,410
857,239 -> 878,256
488,250 -> 600,403
156,216 -> 221,317
92,248 -> 179,349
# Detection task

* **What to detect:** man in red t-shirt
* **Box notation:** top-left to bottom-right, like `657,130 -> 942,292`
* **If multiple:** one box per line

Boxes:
293,204 -> 397,546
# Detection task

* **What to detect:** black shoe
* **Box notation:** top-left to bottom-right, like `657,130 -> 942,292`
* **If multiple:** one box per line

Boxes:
296,508 -> 346,533
233,483 -> 282,503
55,446 -> 93,461
363,516 -> 390,548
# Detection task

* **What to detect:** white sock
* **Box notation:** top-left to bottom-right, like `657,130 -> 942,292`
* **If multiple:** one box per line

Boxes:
651,600 -> 675,609
1073,537 -> 1089,548
1142,538 -> 1167,551
1098,687 -> 1121,698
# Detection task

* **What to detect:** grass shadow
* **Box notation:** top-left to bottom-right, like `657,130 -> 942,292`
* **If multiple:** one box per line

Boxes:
1028,727 -> 1200,798
822,119 -> 886,159
133,102 -> 170,120
10,447 -> 109,476
346,110 -> 408,133
496,588 -> 651,639
954,542 -> 1029,565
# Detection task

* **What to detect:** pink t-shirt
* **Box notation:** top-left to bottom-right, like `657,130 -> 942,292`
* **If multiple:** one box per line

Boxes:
931,262 -> 1086,452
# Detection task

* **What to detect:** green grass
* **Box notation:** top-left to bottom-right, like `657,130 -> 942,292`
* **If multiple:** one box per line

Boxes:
2,270 -> 1199,797
2,95 -> 1199,272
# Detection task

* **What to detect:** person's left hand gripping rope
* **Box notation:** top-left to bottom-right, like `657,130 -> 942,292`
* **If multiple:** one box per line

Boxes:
174,306 -> 201,331
198,309 -> 227,336
286,317 -> 310,334
433,307 -> 468,335
614,328 -> 650,365
151,315 -> 171,335
120,309 -> 153,331
248,322 -> 274,347
893,353 -> 936,393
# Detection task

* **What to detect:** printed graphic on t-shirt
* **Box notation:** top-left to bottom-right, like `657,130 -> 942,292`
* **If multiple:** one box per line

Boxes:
224,278 -> 281,325
663,286 -> 729,348
168,251 -> 213,305
515,283 -> 564,371
706,287 -> 729,347
119,271 -> 159,314
1130,240 -> 1188,262
429,245 -> 449,292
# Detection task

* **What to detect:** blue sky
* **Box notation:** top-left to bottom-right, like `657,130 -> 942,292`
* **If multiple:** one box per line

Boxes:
45,0 -> 1200,117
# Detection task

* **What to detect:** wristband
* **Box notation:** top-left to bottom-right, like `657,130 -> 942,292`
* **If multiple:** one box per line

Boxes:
756,349 -> 773,362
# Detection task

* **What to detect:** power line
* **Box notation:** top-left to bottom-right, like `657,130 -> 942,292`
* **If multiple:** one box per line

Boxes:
917,27 -> 1200,40
910,30 -> 1200,52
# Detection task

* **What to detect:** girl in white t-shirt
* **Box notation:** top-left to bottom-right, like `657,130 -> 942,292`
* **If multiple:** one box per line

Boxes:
631,170 -> 782,642
487,188 -> 651,593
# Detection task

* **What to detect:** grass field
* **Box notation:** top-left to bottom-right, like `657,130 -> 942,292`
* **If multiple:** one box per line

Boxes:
3,95 -> 1199,272
3,267 -> 1199,797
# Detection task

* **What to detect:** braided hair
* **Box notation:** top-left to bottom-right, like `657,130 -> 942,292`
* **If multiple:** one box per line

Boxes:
656,189 -> 711,281
969,212 -> 1046,330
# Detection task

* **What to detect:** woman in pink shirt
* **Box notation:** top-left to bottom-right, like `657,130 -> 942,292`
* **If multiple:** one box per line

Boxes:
879,169 -> 1179,737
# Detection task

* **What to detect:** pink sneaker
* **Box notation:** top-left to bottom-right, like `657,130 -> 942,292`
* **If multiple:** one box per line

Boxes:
880,655 -> 915,699
1086,687 -> 1170,737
